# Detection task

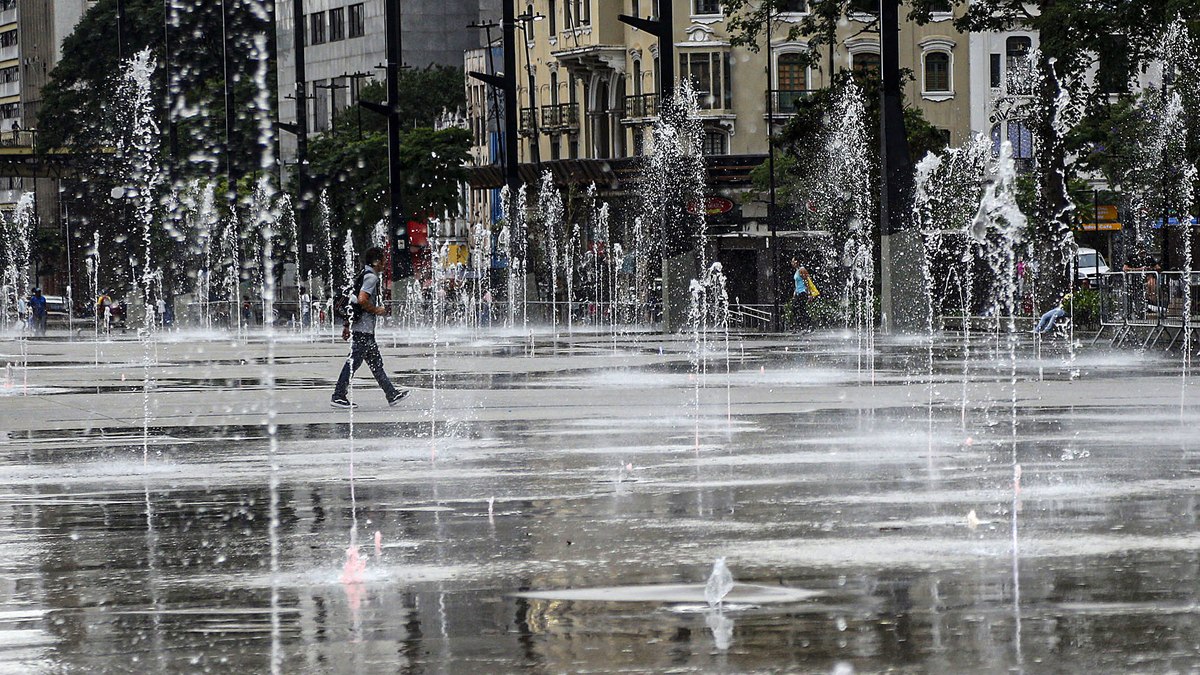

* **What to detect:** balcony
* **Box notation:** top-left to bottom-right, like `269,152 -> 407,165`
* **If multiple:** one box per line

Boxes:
540,103 -> 579,132
623,93 -> 658,121
768,89 -> 815,117
518,107 -> 537,137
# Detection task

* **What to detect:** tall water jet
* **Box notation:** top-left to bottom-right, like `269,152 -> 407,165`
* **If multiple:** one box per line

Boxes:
637,81 -> 707,333
914,136 -> 991,428
537,171 -> 563,335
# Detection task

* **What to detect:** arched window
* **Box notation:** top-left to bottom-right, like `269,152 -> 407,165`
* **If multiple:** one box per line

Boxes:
550,71 -> 559,105
924,51 -> 951,93
990,123 -> 1001,156
1008,120 -> 1033,159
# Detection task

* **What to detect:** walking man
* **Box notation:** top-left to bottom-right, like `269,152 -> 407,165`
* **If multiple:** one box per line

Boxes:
331,247 -> 408,409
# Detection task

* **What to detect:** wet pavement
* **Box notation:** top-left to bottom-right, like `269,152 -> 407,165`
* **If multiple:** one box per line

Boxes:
0,328 -> 1197,673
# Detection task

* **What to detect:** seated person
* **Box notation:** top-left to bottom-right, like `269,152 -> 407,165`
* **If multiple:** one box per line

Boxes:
1034,293 -> 1072,334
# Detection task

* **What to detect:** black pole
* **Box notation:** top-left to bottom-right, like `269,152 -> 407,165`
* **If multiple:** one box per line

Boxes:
766,9 -> 780,332
292,0 -> 313,278
502,1 -> 519,194
163,0 -> 178,172
221,0 -> 238,198
518,15 -> 541,167
384,0 -> 411,279
116,0 -> 127,63
879,0 -> 911,238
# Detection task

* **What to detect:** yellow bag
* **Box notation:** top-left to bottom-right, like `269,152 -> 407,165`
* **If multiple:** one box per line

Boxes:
805,277 -> 820,299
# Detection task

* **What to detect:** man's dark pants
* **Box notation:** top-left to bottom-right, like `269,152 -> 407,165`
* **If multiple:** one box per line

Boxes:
334,331 -> 400,400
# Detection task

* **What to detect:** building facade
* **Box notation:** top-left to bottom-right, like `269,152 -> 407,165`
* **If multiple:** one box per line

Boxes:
0,0 -> 87,218
463,0 -> 976,304
275,0 -> 500,162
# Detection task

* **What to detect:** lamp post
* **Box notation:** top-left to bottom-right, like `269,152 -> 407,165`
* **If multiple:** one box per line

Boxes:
764,3 -> 780,332
515,10 -> 545,167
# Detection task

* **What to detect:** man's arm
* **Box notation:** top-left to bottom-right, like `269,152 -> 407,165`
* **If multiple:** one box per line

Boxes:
357,290 -> 386,316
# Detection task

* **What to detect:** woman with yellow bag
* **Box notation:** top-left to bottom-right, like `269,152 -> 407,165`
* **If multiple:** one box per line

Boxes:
789,257 -> 819,332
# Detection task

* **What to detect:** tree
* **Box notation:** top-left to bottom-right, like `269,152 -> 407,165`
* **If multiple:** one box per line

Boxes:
305,70 -> 471,260
945,0 -> 1192,303
40,0 -> 272,174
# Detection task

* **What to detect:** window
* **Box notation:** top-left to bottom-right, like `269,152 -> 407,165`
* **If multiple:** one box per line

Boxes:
348,3 -> 365,38
777,52 -> 808,92
312,79 -> 329,131
924,51 -> 950,92
703,130 -> 728,155
693,0 -> 720,14
1006,36 -> 1032,94
0,102 -> 18,119
928,0 -> 951,12
632,0 -> 639,16
778,0 -> 807,12
852,52 -> 881,75
329,7 -> 345,42
0,65 -> 17,83
633,128 -> 645,156
550,135 -> 561,160
1097,35 -> 1129,93
0,30 -> 16,48
548,0 -> 556,33
847,0 -> 876,15
989,53 -> 1001,88
332,76 -> 348,114
310,11 -> 326,45
679,51 -> 731,110
1008,120 -> 1033,159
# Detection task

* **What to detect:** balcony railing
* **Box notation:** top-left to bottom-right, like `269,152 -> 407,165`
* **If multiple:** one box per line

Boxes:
540,103 -> 579,131
768,89 -> 815,116
518,107 -> 537,137
623,93 -> 658,120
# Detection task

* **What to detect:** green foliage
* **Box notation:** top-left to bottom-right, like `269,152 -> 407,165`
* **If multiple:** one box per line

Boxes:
1068,289 -> 1099,327
306,67 -> 471,248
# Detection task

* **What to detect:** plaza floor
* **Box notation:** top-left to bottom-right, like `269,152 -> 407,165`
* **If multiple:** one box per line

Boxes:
0,327 -> 1197,673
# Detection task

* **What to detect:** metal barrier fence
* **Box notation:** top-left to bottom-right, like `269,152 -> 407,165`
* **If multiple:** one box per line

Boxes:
1094,271 -> 1200,350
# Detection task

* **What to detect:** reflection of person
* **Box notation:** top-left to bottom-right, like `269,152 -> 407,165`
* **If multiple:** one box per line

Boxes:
241,296 -> 252,327
1034,293 -> 1072,334
331,247 -> 408,409
29,288 -> 46,336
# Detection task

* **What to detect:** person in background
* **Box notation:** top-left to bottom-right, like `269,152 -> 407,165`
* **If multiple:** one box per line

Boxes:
299,286 -> 312,330
788,257 -> 818,332
29,288 -> 47,336
1034,293 -> 1072,335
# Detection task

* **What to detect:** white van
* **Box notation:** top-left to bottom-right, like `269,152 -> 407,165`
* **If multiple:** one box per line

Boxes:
1076,247 -> 1109,283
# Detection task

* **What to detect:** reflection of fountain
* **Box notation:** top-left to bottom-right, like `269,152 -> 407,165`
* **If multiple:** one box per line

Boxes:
689,263 -> 731,445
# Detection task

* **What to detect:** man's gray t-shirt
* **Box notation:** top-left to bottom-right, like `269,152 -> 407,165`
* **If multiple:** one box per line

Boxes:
351,266 -> 380,334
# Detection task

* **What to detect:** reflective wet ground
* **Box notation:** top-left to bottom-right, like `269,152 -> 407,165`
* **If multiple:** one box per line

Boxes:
1,329 -> 1197,673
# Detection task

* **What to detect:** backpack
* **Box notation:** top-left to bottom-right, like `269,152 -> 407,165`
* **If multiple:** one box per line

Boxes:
334,269 -> 368,326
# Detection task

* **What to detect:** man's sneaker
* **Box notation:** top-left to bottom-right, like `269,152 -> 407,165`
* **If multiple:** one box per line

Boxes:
387,390 -> 410,407
330,397 -> 357,409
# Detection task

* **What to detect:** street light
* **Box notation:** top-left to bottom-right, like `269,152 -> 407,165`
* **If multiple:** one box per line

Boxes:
515,10 -> 545,167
